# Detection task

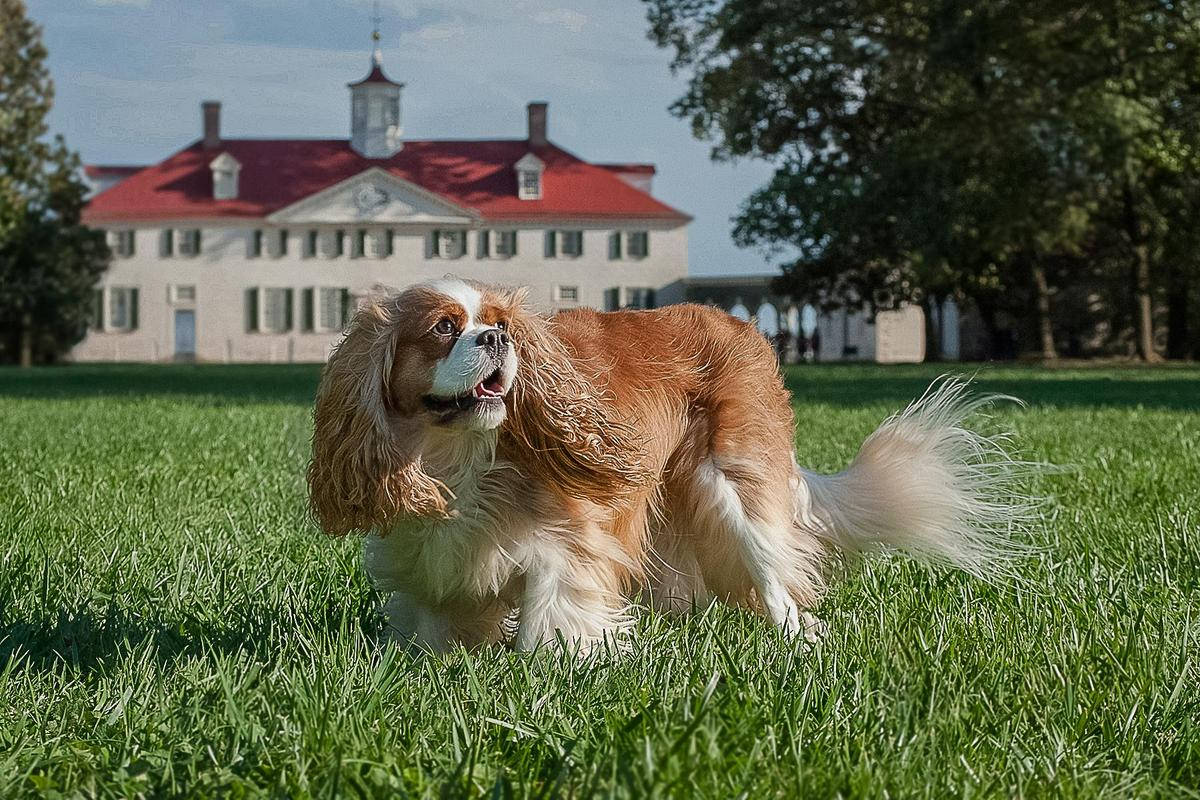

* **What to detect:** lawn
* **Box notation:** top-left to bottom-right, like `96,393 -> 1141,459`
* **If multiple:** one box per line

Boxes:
1,363 -> 1197,798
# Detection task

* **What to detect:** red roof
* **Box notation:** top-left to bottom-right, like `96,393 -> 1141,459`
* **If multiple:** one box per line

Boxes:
348,62 -> 403,87
84,164 -> 144,179
597,163 -> 656,175
84,139 -> 689,224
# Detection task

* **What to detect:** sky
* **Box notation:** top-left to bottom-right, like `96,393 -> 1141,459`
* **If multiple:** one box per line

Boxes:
27,0 -> 781,277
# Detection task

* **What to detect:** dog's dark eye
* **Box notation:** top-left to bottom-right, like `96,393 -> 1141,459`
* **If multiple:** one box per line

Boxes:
433,317 -> 457,336
495,319 -> 508,331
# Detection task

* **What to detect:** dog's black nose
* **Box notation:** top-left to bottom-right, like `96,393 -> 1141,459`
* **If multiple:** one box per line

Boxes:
475,328 -> 510,353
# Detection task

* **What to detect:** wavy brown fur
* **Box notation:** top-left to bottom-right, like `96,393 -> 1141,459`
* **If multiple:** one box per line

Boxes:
308,297 -> 451,535
500,290 -> 654,507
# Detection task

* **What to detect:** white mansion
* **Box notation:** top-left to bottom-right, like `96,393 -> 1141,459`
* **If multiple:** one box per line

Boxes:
77,45 -> 690,363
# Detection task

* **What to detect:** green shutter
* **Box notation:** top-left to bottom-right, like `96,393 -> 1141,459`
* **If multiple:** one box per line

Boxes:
279,229 -> 288,256
478,230 -> 489,258
430,230 -> 440,257
284,288 -> 294,331
129,288 -> 139,330
646,288 -> 656,309
544,230 -> 556,258
608,232 -> 621,260
161,229 -> 173,257
92,289 -> 104,329
386,230 -> 394,256
302,288 -> 314,332
245,288 -> 259,332
340,288 -> 351,330
604,287 -> 619,311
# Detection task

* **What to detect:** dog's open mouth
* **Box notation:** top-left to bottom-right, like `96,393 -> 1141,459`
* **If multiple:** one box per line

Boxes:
422,368 -> 506,414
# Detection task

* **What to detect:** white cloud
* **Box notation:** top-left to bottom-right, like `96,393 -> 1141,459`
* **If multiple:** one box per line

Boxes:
532,8 -> 589,33
417,21 -> 468,42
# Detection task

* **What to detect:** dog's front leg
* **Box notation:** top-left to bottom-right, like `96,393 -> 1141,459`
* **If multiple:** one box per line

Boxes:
379,591 -> 460,652
381,592 -> 514,652
513,539 -> 631,654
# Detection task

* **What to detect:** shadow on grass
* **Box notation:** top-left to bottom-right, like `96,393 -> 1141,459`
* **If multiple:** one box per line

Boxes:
1,362 -> 1198,410
783,363 -> 1200,411
0,600 -> 378,675
0,364 -> 323,405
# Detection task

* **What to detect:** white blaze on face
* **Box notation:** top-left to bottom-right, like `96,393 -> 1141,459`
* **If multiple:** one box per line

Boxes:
428,279 -> 497,397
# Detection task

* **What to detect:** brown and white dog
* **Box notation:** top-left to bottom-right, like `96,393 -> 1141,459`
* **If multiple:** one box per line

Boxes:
308,278 -> 1027,652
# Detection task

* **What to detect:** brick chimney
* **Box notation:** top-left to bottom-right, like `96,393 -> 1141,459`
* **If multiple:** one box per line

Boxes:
202,101 -> 221,149
527,101 -> 548,148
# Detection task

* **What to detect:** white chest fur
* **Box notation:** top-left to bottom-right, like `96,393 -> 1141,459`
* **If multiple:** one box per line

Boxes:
362,432 -> 530,606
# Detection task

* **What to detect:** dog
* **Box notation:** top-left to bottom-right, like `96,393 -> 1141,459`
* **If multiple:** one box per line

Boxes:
307,277 -> 1029,652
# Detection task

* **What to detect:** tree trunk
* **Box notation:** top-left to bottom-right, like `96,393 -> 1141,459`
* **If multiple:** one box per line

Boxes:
1030,261 -> 1058,360
925,295 -> 943,362
1122,176 -> 1162,363
19,312 -> 34,368
1132,242 -> 1161,362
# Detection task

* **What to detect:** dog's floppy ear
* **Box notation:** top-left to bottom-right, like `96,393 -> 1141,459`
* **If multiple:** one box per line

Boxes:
500,288 -> 652,504
307,298 -> 449,536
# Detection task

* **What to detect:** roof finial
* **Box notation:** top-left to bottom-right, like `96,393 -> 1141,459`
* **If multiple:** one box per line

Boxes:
371,0 -> 383,64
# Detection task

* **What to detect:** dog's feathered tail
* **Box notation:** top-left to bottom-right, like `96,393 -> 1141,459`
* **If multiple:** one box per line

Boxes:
795,376 -> 1037,578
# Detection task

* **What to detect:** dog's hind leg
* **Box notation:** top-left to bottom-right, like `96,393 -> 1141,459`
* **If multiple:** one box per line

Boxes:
684,456 -> 828,640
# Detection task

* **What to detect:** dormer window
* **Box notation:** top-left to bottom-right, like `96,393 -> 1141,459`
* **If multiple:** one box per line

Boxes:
514,153 -> 544,200
209,152 -> 241,200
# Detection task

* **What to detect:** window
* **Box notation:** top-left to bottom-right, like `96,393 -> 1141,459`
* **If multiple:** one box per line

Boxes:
560,230 -> 583,257
178,229 -> 201,257
604,287 -> 620,311
278,229 -> 289,256
557,285 -> 579,303
301,287 -> 350,332
249,229 -> 263,258
245,287 -> 294,333
169,284 -> 196,304
319,287 -> 347,330
353,229 -> 368,258
494,230 -> 517,257
106,287 -> 139,331
544,230 -> 557,258
430,229 -> 465,259
334,230 -> 346,258
627,231 -> 650,258
245,287 -> 293,333
114,230 -> 135,258
518,169 -> 542,200
625,287 -> 656,309
607,231 -> 622,260
305,229 -> 319,258
160,228 -> 174,257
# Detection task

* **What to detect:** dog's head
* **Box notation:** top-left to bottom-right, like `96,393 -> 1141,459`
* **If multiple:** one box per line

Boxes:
307,277 -> 649,536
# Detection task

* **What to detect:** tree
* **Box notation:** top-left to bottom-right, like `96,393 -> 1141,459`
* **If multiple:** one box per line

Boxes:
646,0 -> 1200,361
0,0 -> 110,366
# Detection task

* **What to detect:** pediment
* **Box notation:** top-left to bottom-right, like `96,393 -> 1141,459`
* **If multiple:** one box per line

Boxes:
267,167 -> 478,224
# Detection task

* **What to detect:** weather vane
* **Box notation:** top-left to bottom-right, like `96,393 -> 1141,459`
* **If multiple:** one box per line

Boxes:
371,0 -> 382,43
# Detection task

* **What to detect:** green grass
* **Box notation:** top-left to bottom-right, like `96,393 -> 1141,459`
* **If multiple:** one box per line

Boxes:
1,363 -> 1197,798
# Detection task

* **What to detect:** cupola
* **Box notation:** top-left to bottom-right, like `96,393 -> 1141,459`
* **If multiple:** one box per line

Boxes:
349,28 -> 404,159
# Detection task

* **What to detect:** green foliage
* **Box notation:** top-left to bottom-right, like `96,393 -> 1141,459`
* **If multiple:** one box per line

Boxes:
0,0 -> 111,365
1,364 -> 1198,796
645,0 -> 1200,358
